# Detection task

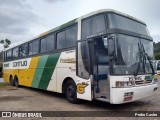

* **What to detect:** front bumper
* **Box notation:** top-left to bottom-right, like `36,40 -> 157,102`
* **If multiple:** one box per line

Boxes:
110,83 -> 158,104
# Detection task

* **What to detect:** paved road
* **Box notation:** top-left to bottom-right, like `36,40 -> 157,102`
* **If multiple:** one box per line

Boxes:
0,78 -> 159,120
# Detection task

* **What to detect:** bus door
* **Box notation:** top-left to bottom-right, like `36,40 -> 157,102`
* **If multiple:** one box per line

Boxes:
92,37 -> 110,100
76,40 -> 92,101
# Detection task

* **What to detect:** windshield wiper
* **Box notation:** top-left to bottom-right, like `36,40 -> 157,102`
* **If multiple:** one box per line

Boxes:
134,42 -> 142,76
134,42 -> 155,76
141,44 -> 155,75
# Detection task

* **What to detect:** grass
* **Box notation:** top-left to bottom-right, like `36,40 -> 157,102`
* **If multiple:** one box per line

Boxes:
0,82 -> 17,90
0,82 -> 9,87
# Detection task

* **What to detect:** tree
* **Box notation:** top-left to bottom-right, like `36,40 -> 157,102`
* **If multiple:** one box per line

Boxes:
0,39 -> 11,49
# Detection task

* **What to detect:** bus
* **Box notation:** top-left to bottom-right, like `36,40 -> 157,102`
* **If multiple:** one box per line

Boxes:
3,9 -> 158,104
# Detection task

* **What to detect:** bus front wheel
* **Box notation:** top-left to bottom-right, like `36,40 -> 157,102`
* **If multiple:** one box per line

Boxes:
65,80 -> 79,104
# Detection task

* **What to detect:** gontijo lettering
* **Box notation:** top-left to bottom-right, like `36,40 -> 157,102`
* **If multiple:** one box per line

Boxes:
4,63 -> 9,68
13,60 -> 27,67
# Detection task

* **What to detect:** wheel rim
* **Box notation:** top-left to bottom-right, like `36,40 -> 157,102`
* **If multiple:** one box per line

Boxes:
67,85 -> 76,98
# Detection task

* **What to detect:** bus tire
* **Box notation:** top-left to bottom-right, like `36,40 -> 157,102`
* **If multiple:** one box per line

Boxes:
9,76 -> 14,86
14,77 -> 19,88
65,80 -> 79,104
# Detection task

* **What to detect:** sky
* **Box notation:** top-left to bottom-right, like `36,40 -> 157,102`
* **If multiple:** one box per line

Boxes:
0,0 -> 160,50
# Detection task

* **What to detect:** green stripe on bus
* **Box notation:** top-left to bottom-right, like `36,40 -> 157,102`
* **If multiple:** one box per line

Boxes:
31,55 -> 48,88
38,53 -> 61,89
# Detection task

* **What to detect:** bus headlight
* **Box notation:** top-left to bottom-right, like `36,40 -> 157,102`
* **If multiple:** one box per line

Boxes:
115,81 -> 135,87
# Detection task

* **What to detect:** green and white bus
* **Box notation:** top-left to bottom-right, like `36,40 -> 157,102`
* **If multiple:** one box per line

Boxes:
3,9 -> 158,104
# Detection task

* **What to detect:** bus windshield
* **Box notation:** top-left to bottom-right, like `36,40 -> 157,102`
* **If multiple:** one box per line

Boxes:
108,13 -> 150,36
113,34 -> 153,75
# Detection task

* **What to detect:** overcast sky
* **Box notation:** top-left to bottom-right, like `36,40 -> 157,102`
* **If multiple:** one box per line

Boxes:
0,0 -> 160,50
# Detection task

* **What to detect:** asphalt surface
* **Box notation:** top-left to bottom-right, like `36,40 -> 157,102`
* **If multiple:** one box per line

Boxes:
0,78 -> 159,120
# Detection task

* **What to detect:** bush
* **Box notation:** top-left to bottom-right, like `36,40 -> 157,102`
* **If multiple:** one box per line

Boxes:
155,54 -> 160,60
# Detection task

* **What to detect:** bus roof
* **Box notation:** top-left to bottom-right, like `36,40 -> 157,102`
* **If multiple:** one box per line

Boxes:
4,9 -> 146,51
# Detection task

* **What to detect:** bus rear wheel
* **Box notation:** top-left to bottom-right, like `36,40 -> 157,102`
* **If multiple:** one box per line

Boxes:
65,80 -> 79,104
9,76 -> 14,86
14,77 -> 19,88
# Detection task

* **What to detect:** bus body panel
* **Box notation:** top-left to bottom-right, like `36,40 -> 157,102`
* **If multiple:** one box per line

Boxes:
76,76 -> 92,101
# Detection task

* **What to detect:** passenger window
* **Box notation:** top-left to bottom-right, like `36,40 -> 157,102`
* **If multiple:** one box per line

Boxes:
82,18 -> 92,39
57,31 -> 65,49
19,44 -> 28,57
12,47 -> 19,58
7,50 -> 12,60
82,14 -> 106,39
47,34 -> 55,51
28,42 -> 32,55
66,25 -> 77,47
92,14 -> 106,35
40,38 -> 47,53
32,40 -> 39,55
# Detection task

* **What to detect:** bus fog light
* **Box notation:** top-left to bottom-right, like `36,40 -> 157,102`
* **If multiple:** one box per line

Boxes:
124,92 -> 134,101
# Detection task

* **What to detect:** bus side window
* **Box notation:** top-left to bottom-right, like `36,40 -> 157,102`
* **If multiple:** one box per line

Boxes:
57,31 -> 65,49
19,43 -> 28,57
82,18 -> 92,39
29,42 -> 32,55
32,40 -> 39,55
92,14 -> 106,35
40,37 -> 47,53
82,14 -> 106,39
66,25 -> 77,47
12,47 -> 19,58
47,34 -> 55,51
6,50 -> 12,60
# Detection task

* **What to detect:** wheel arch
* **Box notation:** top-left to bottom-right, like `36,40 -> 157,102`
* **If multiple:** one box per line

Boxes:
9,74 -> 13,81
14,75 -> 18,80
62,77 -> 75,93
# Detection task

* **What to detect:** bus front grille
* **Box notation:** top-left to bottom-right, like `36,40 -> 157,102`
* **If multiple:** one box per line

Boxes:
135,80 -> 152,85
